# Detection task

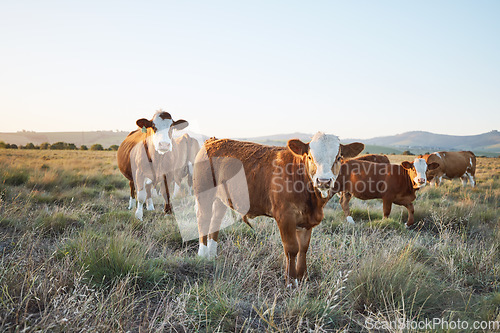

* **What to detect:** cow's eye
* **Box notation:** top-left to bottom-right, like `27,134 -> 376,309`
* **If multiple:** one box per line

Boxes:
337,156 -> 342,161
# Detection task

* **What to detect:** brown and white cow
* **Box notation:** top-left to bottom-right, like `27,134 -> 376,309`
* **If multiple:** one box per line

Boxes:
193,132 -> 364,286
170,133 -> 201,196
141,133 -> 201,209
117,111 -> 188,220
420,151 -> 476,187
333,157 -> 439,226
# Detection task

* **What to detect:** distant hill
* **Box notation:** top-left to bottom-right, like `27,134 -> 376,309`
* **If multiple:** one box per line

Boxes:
0,131 -> 131,147
243,130 -> 500,156
0,130 -> 208,148
1,130 -> 498,156
358,130 -> 500,153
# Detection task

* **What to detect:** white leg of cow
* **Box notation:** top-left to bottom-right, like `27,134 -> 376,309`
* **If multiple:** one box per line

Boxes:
468,174 -> 476,187
128,197 -> 136,210
146,197 -> 155,211
346,216 -> 355,224
198,243 -> 209,257
461,175 -> 468,187
207,238 -> 218,259
135,188 -> 146,220
172,183 -> 180,198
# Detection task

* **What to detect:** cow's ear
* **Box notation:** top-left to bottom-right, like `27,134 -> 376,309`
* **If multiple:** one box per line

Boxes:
340,142 -> 364,158
427,162 -> 440,170
136,118 -> 153,128
172,119 -> 189,131
401,161 -> 413,170
287,139 -> 309,156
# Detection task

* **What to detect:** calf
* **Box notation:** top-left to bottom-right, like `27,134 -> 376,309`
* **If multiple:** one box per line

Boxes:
421,151 -> 476,187
193,132 -> 364,286
117,111 -> 188,220
337,154 -> 390,223
333,157 -> 439,226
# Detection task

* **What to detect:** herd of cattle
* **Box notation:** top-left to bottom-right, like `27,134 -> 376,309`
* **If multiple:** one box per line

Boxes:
117,111 -> 477,286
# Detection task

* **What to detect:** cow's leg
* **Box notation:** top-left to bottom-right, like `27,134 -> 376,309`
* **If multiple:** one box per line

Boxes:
135,177 -> 147,221
295,227 -> 312,281
467,172 -> 476,187
206,199 -> 227,259
382,199 -> 392,219
339,192 -> 354,224
145,183 -> 155,211
160,175 -> 173,214
128,180 -> 136,210
404,203 -> 415,227
460,175 -> 468,187
187,162 -> 194,195
277,220 -> 299,287
196,189 -> 216,258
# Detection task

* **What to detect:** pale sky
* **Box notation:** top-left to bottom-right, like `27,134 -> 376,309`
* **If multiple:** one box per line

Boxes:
1,1 -> 499,139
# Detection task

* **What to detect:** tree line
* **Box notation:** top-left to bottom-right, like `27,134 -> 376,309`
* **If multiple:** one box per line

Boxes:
0,141 -> 119,151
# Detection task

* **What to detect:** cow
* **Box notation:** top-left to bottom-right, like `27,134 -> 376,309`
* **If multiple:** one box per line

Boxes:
193,132 -> 364,286
420,151 -> 476,187
337,154 -> 391,223
140,133 -> 201,210
333,157 -> 439,226
117,111 -> 188,220
170,133 -> 201,196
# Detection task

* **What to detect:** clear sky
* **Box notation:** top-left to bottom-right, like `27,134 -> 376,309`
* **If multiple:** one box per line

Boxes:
1,1 -> 499,139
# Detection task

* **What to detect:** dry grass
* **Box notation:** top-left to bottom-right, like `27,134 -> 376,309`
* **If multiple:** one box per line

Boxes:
1,150 -> 499,332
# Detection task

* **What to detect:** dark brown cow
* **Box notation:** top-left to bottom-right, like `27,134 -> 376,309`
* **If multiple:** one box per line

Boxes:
193,132 -> 364,286
333,157 -> 439,226
117,111 -> 188,220
421,151 -> 476,187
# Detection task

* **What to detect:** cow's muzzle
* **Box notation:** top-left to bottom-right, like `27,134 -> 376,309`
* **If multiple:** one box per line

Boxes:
315,178 -> 333,189
156,142 -> 171,153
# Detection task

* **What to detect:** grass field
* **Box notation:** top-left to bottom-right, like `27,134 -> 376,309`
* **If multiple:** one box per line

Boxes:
0,150 -> 499,332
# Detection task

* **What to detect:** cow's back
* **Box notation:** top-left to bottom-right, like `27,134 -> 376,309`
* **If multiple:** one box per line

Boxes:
351,154 -> 390,164
193,138 -> 286,217
117,129 -> 144,181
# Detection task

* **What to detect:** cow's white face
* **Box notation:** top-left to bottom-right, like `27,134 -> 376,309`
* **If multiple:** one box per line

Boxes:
402,157 -> 440,188
287,132 -> 364,199
136,111 -> 189,155
151,114 -> 174,154
308,133 -> 340,198
412,158 -> 429,187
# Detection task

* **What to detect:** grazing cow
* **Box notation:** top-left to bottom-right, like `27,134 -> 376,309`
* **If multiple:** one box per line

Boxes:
193,132 -> 364,286
420,151 -> 476,187
117,111 -> 188,220
333,157 -> 439,226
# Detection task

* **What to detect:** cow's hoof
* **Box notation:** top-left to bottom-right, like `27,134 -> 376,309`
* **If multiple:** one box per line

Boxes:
135,209 -> 143,221
286,279 -> 299,289
346,216 -> 355,224
198,243 -> 209,258
164,204 -> 173,215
